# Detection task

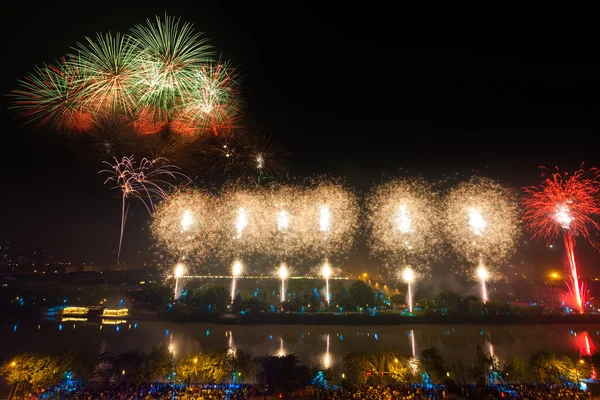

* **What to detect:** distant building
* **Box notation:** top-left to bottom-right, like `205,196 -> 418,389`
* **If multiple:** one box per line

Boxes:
514,282 -> 563,307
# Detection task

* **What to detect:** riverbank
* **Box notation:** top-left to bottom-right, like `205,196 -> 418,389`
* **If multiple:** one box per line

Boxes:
5,306 -> 600,324
153,310 -> 600,325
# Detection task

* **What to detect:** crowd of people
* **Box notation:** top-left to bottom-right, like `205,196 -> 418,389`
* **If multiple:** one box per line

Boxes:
317,383 -> 592,399
9,383 -> 257,400
5,382 -> 595,399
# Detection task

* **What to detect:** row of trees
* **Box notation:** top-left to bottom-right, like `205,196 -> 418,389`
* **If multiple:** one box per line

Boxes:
343,345 -> 597,387
0,347 -> 316,397
131,279 -> 551,317
3,345 -> 598,397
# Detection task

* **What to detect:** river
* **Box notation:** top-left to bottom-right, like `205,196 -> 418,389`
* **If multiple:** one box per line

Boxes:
3,319 -> 599,380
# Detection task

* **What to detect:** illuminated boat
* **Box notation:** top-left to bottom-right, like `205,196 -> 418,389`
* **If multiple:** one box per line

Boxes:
102,308 -> 129,317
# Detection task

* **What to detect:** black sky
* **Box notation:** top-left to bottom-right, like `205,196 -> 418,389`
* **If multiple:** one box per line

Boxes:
1,4 -> 599,272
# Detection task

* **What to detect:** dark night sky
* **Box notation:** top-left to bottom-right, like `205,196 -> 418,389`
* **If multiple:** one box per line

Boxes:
1,4 -> 599,276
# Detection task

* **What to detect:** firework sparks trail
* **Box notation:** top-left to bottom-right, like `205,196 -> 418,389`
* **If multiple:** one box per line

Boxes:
402,268 -> 415,313
477,266 -> 489,302
231,260 -> 243,302
278,264 -> 288,302
174,263 -> 185,299
322,262 -> 332,306
444,177 -> 520,295
523,166 -> 600,313
100,156 -> 185,263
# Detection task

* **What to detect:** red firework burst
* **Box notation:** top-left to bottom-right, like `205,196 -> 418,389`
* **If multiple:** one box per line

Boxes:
523,166 -> 600,245
522,165 -> 600,312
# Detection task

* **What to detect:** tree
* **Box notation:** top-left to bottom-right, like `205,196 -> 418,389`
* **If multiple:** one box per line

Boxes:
330,281 -> 347,307
528,350 -> 570,384
232,292 -> 243,311
275,354 -> 310,396
347,280 -> 374,310
200,350 -> 230,382
175,354 -> 202,386
416,298 -> 436,314
239,296 -> 269,313
435,291 -> 462,314
63,350 -> 95,382
485,301 -> 512,316
390,294 -> 405,309
343,353 -> 376,384
420,347 -> 446,384
281,300 -> 301,312
115,350 -> 146,384
232,349 -> 255,384
130,282 -> 172,309
0,354 -> 62,396
255,355 -> 280,396
143,344 -> 172,384
500,356 -> 527,384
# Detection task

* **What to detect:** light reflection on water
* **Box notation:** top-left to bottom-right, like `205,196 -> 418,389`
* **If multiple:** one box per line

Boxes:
2,320 -> 599,377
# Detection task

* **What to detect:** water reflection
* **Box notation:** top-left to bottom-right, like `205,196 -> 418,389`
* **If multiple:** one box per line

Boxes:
277,336 -> 285,357
3,321 -> 600,378
322,334 -> 331,370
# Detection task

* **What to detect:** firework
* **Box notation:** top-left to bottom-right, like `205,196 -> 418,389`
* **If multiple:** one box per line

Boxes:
443,176 -> 520,287
476,265 -> 489,302
174,263 -> 185,299
100,156 -> 184,263
523,166 -> 600,312
219,184 -> 270,258
11,14 -> 241,163
171,62 -> 240,136
70,32 -> 139,115
367,178 -> 441,281
321,262 -> 332,306
11,60 -> 95,132
150,188 -> 221,268
130,15 -> 213,113
300,179 -> 360,260
402,267 -> 415,313
278,264 -> 289,302
265,184 -> 306,260
231,260 -> 243,302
